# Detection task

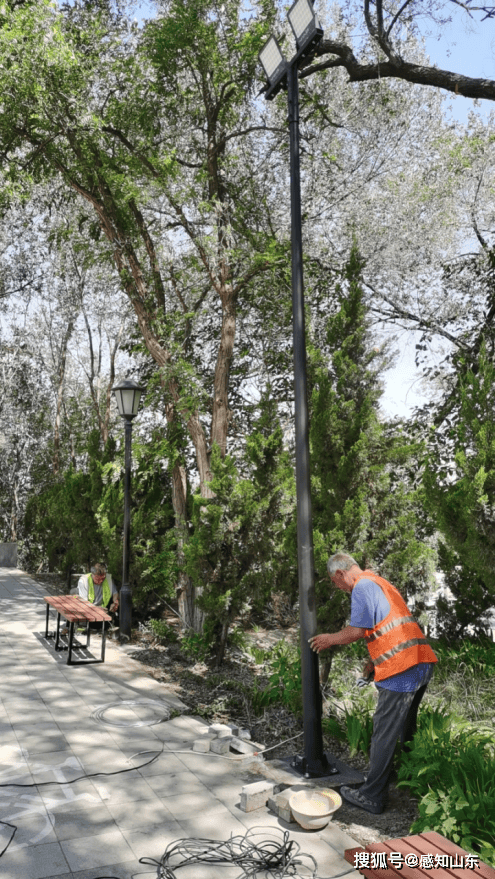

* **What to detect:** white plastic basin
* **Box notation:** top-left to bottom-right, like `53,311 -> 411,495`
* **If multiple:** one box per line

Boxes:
289,788 -> 342,830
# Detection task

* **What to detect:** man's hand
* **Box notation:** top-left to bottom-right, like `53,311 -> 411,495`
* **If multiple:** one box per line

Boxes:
363,658 -> 374,680
110,599 -> 119,612
309,634 -> 334,653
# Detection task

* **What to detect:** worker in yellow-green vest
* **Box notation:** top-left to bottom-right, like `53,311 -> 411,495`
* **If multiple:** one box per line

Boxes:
78,562 -> 119,620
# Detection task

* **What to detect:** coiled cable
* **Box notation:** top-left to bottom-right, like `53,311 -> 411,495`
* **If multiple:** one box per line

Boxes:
140,826 -> 318,878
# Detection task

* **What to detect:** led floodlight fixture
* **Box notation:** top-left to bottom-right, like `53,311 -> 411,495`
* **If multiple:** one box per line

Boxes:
259,35 -> 287,86
288,0 -> 323,54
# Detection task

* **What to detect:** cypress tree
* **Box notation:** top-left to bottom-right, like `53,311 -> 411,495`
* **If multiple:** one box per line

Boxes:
304,246 -> 436,677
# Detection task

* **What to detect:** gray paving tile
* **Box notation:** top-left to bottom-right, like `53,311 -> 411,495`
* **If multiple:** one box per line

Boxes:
106,797 -> 175,832
161,788 -> 228,818
144,769 -> 206,796
121,821 -> 188,861
3,814 -> 58,851
41,863 -> 145,879
48,802 -> 118,841
26,752 -> 83,785
38,778 -> 103,813
320,819 -> 365,855
116,738 -> 168,761
0,840 -> 70,878
20,733 -> 71,756
177,806 -> 251,839
60,828 -> 136,872
72,744 -> 129,774
90,773 -> 158,805
132,750 -> 187,776
175,750 -> 241,777
0,721 -> 17,742
6,706 -> 55,725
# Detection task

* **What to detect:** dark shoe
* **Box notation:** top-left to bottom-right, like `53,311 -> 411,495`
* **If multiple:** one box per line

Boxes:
340,785 -> 384,814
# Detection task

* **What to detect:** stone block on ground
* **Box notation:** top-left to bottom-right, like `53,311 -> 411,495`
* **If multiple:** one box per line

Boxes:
210,736 -> 233,754
193,734 -> 216,753
229,736 -> 259,756
208,722 -> 239,737
240,780 -> 275,812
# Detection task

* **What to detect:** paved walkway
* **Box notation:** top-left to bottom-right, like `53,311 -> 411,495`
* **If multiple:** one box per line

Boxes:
0,568 -> 359,878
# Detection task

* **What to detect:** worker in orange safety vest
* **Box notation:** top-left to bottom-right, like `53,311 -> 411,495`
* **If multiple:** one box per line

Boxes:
309,551 -> 437,815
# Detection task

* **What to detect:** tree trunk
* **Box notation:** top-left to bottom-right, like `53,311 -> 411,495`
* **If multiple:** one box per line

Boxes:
53,320 -> 74,475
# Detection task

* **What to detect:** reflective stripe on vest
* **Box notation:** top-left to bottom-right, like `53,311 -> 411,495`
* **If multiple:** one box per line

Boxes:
357,570 -> 437,681
88,574 -> 111,608
366,615 -> 416,642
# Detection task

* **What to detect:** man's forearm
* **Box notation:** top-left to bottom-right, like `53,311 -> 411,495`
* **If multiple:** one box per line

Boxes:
309,626 -> 367,653
330,626 -> 366,645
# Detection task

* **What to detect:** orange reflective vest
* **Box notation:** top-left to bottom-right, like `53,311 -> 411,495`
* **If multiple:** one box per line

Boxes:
355,570 -> 437,682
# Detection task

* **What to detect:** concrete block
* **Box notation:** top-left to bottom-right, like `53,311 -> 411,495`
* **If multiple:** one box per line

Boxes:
192,734 -> 216,753
208,722 -> 239,738
226,722 -> 240,736
274,789 -> 295,823
267,795 -> 278,813
210,736 -> 233,754
240,780 -> 275,812
229,736 -> 258,755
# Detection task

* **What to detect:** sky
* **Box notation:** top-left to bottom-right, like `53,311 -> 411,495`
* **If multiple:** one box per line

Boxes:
380,11 -> 495,419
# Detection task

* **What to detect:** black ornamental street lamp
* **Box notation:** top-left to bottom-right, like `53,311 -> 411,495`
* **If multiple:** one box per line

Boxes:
259,0 -> 336,779
112,379 -> 146,641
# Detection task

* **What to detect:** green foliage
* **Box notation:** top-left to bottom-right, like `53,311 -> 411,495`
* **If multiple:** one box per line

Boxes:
398,705 -> 495,863
24,430 -> 115,574
321,716 -> 346,741
24,428 -> 176,612
434,639 -> 495,675
181,631 -> 212,661
413,785 -> 495,865
302,245 -> 436,642
344,707 -> 374,758
250,641 -> 302,716
424,343 -> 495,627
183,389 -> 293,663
147,619 -> 179,643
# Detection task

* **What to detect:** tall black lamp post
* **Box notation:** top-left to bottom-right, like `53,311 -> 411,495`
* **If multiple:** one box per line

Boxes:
112,379 -> 146,641
259,1 -> 335,778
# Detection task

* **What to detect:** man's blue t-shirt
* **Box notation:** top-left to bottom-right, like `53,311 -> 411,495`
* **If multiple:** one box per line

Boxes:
350,578 -> 433,692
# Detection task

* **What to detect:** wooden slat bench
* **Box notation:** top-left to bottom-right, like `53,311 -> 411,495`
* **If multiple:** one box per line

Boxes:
44,595 -> 112,665
345,831 -> 495,879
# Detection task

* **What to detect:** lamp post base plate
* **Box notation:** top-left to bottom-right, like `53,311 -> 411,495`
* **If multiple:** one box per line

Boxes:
265,753 -> 365,786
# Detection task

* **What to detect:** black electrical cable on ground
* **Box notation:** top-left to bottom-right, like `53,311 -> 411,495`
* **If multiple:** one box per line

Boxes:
139,827 -> 319,879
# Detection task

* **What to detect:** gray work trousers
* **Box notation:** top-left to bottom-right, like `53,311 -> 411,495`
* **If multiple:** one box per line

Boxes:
357,678 -> 430,807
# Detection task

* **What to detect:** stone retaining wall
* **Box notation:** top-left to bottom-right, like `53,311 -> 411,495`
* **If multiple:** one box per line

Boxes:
0,543 -> 17,567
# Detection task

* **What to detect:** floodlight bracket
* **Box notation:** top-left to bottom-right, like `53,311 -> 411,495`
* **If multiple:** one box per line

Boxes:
263,30 -> 323,101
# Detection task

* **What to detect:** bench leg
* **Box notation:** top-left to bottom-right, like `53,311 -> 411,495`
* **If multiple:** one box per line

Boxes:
67,622 -> 75,664
101,620 -> 107,662
45,603 -> 50,638
55,613 -> 62,650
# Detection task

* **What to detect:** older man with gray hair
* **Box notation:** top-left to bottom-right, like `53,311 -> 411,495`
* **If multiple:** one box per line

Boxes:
77,563 -> 119,614
309,551 -> 437,815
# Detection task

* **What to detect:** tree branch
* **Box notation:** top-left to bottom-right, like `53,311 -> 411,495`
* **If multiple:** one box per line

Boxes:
302,40 -> 495,101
